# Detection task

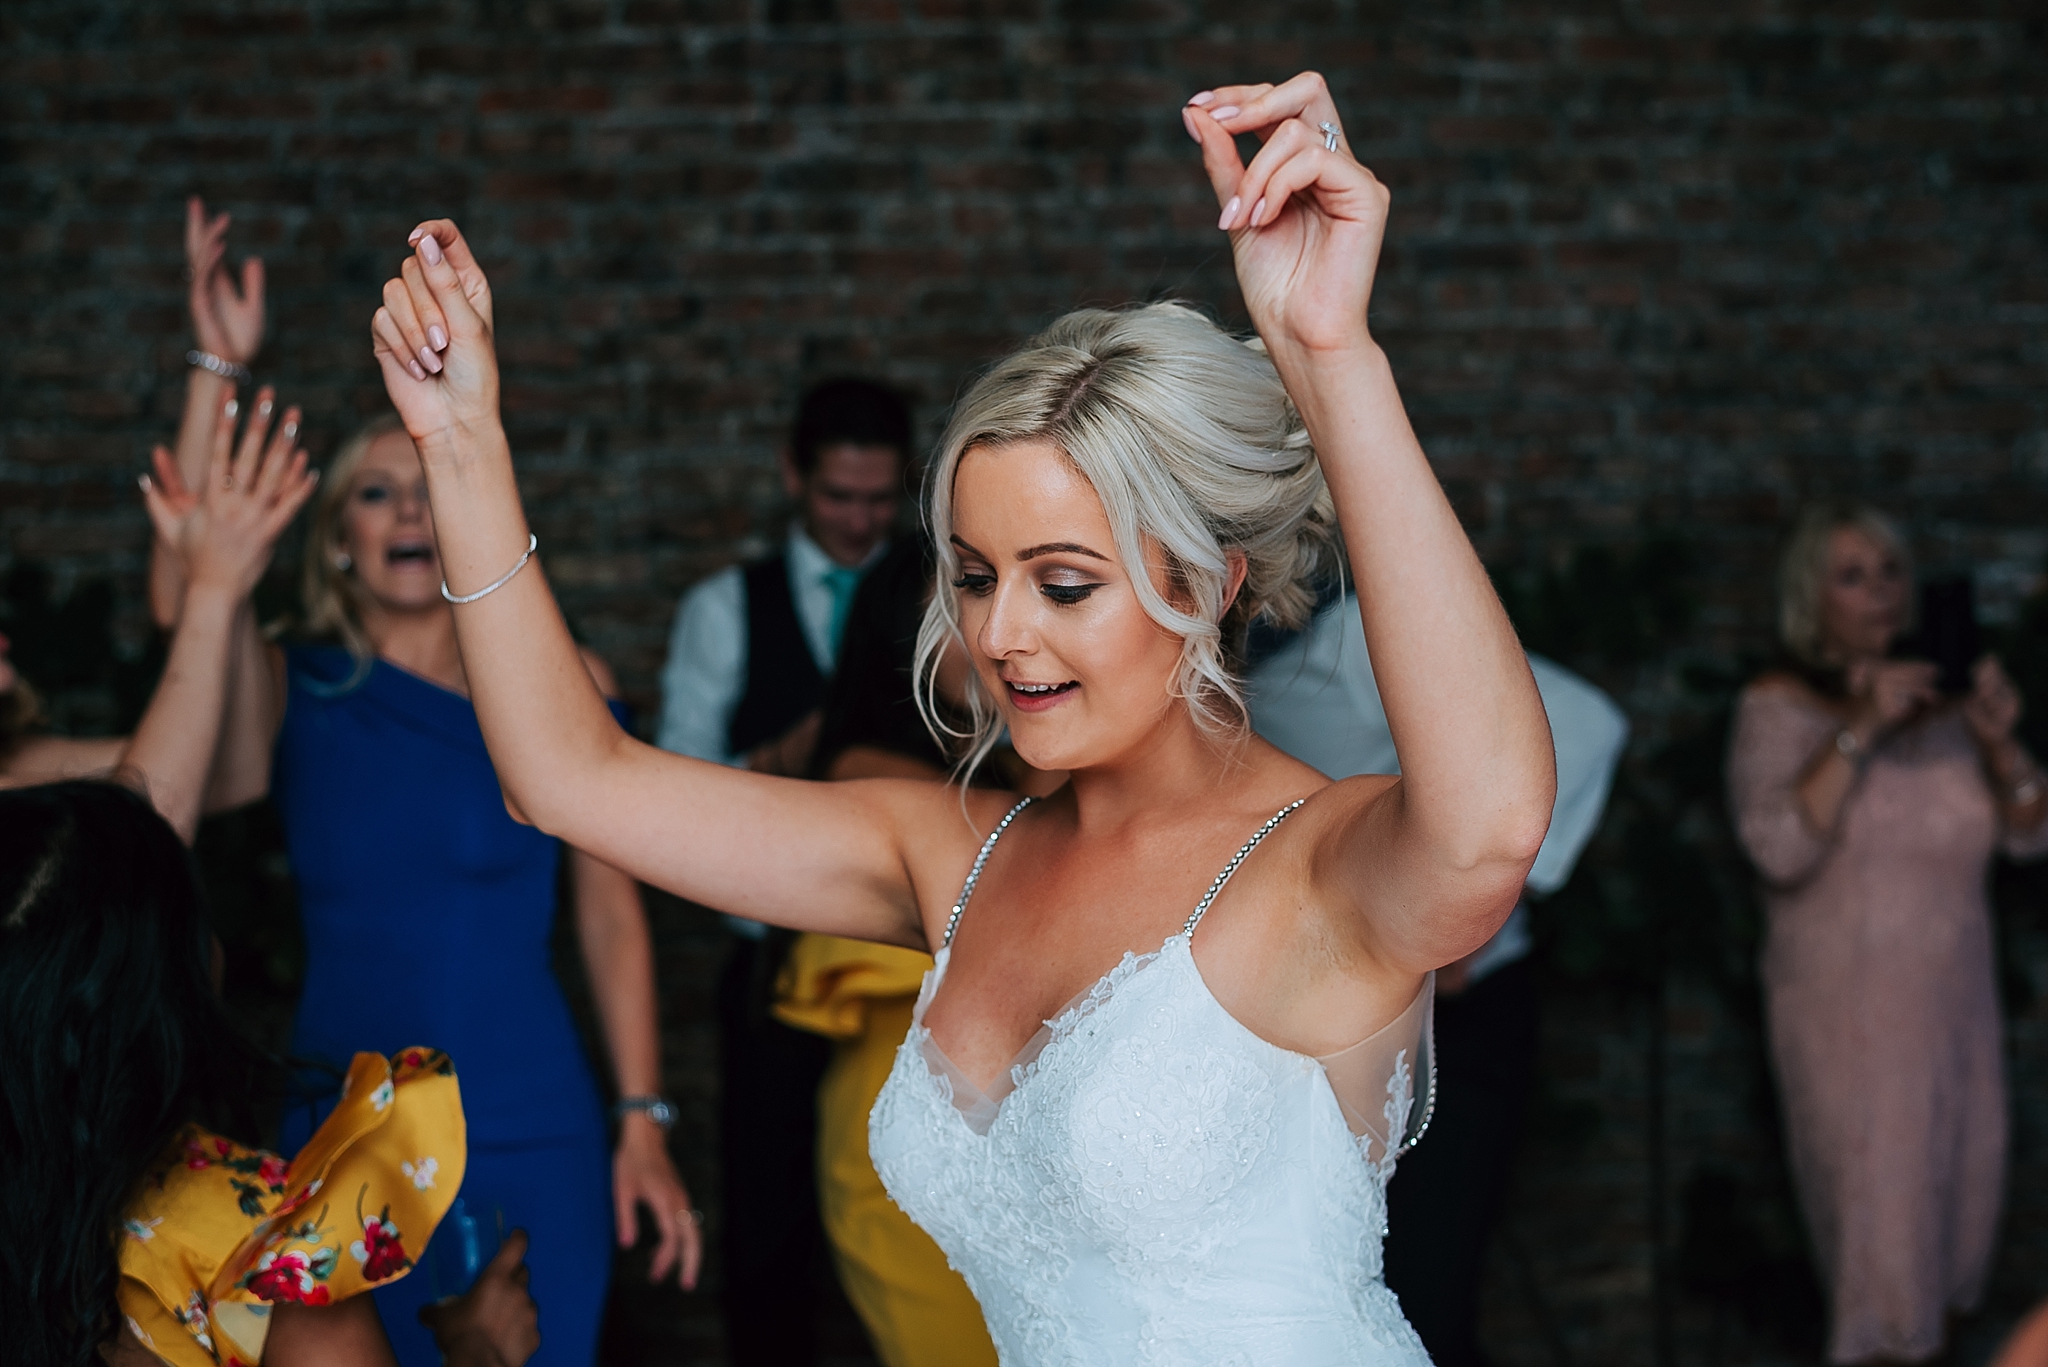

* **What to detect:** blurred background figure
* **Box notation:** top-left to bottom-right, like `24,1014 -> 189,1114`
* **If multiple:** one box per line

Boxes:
144,206 -> 696,1367
658,378 -> 909,1367
1728,504 -> 2048,1365
773,535 -> 1059,1367
1248,588 -> 1628,1367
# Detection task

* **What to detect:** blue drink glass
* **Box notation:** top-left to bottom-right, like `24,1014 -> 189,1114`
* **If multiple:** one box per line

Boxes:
427,1197 -> 505,1300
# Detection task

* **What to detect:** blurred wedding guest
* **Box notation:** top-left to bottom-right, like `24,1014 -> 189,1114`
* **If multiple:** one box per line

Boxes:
773,538 -> 1056,1367
147,212 -> 696,1367
1729,505 -> 2048,1365
658,378 -> 908,1367
0,386 -> 316,844
1249,593 -> 1627,1366
0,780 -> 540,1367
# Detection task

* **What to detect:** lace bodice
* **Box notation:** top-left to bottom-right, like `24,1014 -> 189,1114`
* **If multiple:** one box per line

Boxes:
868,799 -> 1437,1366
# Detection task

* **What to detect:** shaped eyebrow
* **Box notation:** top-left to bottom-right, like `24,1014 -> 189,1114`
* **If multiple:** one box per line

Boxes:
1015,541 -> 1110,563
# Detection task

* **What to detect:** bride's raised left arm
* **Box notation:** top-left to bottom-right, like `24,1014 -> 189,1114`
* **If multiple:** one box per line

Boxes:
1188,74 -> 1556,974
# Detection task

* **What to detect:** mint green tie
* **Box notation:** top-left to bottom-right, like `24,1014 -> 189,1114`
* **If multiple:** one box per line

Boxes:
824,565 -> 862,665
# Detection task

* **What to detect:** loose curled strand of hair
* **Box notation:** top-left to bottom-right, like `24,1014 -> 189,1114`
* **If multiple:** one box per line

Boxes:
914,303 -> 1343,790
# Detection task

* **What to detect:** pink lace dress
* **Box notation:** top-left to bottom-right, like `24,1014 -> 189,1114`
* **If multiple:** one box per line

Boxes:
1728,683 -> 2048,1362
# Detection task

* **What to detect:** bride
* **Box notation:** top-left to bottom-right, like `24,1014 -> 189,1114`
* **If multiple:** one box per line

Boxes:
368,72 -> 1555,1364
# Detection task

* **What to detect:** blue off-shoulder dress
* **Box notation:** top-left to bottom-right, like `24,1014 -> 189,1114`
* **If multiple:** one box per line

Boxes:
273,644 -> 628,1367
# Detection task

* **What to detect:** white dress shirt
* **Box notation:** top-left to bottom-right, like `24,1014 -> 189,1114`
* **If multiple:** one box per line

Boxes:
1247,595 -> 1629,983
656,525 -> 879,765
657,525 -> 885,939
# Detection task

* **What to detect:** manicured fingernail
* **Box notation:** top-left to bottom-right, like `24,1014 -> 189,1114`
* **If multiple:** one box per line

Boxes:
1181,109 -> 1201,143
283,419 -> 299,440
428,323 -> 447,351
1189,91 -> 1215,106
138,473 -> 151,491
258,397 -> 273,416
1219,196 -> 1240,230
1212,105 -> 1240,121
407,358 -> 428,381
1252,197 -> 1268,225
408,226 -> 425,245
224,399 -> 238,420
419,234 -> 443,266
419,345 -> 443,375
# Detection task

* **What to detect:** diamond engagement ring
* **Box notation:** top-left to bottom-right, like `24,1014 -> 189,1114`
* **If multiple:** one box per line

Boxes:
1319,121 -> 1341,151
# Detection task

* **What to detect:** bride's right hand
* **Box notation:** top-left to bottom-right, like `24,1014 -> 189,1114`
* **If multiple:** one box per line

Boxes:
371,221 -> 502,459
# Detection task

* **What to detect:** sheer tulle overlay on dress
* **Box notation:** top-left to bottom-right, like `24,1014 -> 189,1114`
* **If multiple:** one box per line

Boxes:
869,800 -> 1438,1366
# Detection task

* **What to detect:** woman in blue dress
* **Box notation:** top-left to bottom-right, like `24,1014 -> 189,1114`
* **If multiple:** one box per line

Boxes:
151,213 -> 699,1365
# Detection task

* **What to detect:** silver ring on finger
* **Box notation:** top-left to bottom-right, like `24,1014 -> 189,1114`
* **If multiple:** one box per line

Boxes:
1319,121 -> 1341,152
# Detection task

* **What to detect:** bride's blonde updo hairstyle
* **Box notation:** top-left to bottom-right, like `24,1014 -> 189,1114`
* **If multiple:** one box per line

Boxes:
915,302 -> 1343,779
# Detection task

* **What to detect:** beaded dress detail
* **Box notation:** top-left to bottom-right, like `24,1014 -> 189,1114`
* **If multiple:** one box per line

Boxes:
869,798 -> 1437,1366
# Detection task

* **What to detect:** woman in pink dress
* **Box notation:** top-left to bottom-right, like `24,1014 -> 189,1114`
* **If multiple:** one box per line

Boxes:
1729,505 -> 2048,1364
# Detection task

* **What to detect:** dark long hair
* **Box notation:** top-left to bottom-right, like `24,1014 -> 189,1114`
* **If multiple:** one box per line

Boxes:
0,782 -> 280,1367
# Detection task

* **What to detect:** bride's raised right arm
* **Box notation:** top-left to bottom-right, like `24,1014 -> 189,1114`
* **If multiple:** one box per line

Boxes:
367,223 -> 942,948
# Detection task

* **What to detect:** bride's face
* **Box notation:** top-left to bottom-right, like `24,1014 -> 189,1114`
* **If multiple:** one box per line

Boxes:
948,441 -> 1190,773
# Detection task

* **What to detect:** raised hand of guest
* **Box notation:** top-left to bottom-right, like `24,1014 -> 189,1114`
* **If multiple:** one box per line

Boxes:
186,196 -> 266,368
417,1229 -> 542,1367
1184,71 -> 1386,358
142,385 -> 316,602
1963,655 -> 2023,750
1960,655 -> 2045,828
154,198 -> 272,628
124,385 -> 317,840
1842,658 -> 1939,745
370,222 -> 499,459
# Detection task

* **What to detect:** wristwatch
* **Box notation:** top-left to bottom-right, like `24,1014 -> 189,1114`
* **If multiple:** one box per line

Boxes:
614,1095 -> 678,1130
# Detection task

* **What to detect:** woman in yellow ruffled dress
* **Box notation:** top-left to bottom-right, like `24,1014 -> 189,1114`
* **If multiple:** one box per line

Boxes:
0,781 -> 531,1367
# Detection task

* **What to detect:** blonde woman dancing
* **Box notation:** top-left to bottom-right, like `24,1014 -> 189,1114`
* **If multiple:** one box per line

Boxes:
366,73 -> 1555,1365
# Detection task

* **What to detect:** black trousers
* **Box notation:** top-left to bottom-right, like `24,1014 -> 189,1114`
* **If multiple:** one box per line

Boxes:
717,933 -> 832,1367
1382,958 -> 1541,1367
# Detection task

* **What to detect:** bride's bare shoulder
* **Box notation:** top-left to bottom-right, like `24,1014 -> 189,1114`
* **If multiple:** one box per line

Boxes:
860,776 -> 1033,864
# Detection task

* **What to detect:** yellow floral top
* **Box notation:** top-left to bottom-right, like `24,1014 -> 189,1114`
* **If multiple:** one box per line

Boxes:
115,1049 -> 465,1367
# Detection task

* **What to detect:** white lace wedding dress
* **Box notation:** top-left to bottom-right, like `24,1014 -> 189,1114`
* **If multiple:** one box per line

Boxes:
870,798 -> 1438,1366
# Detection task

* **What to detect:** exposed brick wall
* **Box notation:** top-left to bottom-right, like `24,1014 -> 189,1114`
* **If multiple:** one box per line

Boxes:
6,3 -> 2048,1363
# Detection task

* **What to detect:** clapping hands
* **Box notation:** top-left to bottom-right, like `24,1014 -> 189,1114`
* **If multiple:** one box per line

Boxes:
141,386 -> 318,603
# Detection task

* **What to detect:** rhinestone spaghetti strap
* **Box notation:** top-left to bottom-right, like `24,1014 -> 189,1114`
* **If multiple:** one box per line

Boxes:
942,796 -> 1035,947
1183,799 -> 1307,937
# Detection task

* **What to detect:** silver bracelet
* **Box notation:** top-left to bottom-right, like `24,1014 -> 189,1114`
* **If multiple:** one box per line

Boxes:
186,349 -> 252,383
441,533 -> 537,604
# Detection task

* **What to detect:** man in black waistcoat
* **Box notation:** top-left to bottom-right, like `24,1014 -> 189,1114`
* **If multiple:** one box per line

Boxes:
657,378 -> 910,1365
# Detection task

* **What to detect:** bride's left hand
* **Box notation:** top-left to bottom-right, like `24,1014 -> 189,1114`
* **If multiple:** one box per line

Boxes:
1184,72 -> 1388,359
